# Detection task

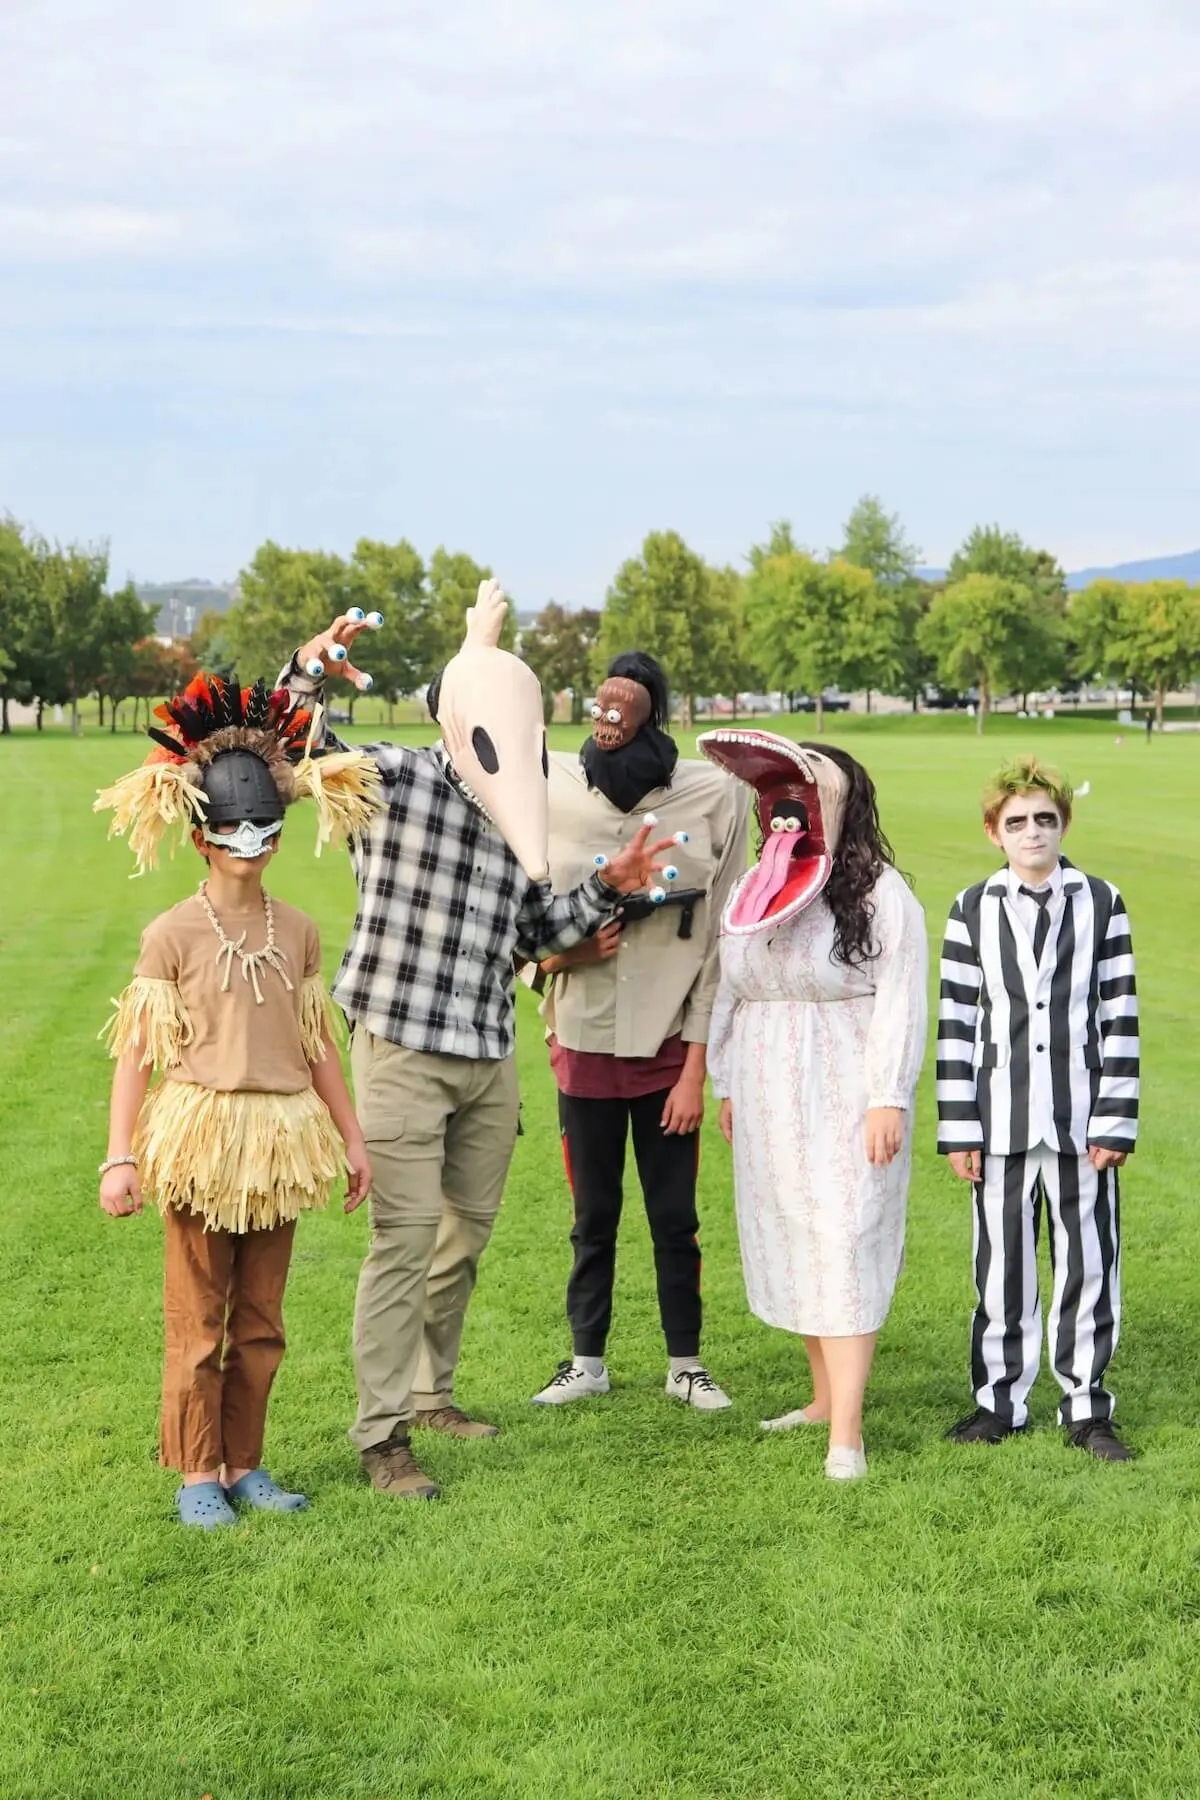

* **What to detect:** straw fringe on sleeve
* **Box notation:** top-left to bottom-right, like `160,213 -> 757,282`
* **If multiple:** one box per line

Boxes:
299,975 -> 340,1063
101,977 -> 195,1071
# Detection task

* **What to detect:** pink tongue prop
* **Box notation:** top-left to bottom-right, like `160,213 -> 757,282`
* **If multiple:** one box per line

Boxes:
741,830 -> 802,923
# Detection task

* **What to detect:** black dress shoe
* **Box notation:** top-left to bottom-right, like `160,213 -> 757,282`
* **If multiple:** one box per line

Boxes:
1065,1418 -> 1136,1462
946,1406 -> 1024,1444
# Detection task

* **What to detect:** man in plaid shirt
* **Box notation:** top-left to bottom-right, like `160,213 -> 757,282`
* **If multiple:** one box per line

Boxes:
284,587 -> 673,1500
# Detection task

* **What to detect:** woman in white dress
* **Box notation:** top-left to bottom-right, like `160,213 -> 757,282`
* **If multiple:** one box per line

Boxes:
698,732 -> 928,1480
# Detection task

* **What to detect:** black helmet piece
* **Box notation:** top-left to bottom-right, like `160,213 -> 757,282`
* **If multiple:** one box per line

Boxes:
200,749 -> 286,825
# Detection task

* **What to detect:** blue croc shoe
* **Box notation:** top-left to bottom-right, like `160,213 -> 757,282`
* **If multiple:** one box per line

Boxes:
224,1469 -> 309,1512
176,1481 -> 237,1530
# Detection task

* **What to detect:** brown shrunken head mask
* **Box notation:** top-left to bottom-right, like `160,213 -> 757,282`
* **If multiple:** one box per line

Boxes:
590,678 -> 651,751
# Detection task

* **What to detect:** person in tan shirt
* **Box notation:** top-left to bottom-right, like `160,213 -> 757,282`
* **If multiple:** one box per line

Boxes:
526,653 -> 749,1411
95,675 -> 375,1528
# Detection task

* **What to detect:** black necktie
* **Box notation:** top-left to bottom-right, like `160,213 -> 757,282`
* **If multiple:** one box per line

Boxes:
1019,885 -> 1052,962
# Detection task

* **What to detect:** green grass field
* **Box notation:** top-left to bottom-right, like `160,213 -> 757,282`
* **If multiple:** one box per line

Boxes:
2,714 -> 1198,1800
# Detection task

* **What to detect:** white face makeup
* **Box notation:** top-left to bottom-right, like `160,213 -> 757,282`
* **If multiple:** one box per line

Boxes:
989,791 -> 1065,880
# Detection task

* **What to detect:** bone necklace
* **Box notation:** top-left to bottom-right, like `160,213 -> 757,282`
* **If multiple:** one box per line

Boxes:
198,883 -> 294,1005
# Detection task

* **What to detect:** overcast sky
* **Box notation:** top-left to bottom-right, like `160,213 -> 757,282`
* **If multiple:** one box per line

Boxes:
2,0 -> 1197,600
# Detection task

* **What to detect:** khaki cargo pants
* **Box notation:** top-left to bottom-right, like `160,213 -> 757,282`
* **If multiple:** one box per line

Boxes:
349,1030 -> 520,1451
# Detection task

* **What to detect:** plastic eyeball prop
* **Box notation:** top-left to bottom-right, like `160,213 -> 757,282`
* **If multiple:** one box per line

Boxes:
329,643 -> 348,663
642,812 -> 659,827
355,672 -> 374,693
304,658 -> 326,679
593,853 -> 609,870
770,817 -> 786,833
785,818 -> 801,833
365,611 -> 384,629
347,606 -> 366,623
663,865 -> 679,883
673,830 -> 689,845
649,886 -> 667,905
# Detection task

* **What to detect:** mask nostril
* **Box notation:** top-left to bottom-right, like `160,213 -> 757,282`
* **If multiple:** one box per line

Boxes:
472,726 -> 499,773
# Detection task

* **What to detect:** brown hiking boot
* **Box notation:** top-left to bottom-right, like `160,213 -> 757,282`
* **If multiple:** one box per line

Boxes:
413,1405 -> 500,1439
360,1431 -> 441,1499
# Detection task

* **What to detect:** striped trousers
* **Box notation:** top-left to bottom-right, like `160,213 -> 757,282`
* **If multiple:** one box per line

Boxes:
971,1146 -> 1121,1427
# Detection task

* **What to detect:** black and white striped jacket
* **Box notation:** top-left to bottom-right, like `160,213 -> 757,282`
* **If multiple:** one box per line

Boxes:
936,860 -> 1139,1157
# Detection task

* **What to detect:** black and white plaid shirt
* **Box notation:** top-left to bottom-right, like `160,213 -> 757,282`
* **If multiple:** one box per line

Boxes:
283,675 -> 615,1059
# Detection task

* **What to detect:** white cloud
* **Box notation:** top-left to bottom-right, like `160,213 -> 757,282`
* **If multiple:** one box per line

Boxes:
0,0 -> 1198,581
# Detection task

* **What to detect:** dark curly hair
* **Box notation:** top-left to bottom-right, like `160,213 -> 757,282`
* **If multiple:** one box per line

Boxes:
749,743 -> 905,967
803,742 -> 902,967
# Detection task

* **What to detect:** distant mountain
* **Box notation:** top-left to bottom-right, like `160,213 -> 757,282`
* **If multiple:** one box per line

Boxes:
135,578 -> 238,638
1063,550 -> 1200,590
917,551 -> 1200,589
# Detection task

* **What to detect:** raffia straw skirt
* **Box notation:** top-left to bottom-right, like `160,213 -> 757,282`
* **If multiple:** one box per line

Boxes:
135,1080 -> 342,1233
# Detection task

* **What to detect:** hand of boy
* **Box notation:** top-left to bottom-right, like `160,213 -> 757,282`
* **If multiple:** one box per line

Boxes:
99,1165 -> 143,1217
344,1141 -> 372,1213
1088,1146 -> 1127,1172
947,1150 -> 982,1182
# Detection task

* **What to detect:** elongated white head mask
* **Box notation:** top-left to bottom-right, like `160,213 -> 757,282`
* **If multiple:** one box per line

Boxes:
437,580 -> 550,883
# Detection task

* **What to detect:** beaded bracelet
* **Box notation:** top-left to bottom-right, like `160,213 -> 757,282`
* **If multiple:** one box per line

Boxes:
98,1155 -> 138,1176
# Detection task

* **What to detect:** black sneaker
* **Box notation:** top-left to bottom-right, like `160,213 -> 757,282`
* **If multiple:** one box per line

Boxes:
946,1406 -> 1025,1444
1065,1418 -> 1136,1462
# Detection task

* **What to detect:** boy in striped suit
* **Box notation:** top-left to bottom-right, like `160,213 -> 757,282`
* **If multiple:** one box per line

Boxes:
937,758 -> 1139,1460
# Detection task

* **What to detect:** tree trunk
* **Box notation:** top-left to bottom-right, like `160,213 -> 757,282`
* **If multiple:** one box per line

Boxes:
110,700 -> 119,732
815,695 -> 825,735
1156,682 -> 1166,731
70,694 -> 80,735
98,694 -> 105,727
386,698 -> 395,726
865,689 -> 872,715
347,695 -> 357,726
976,675 -> 990,735
911,690 -> 919,714
1,695 -> 8,735
683,694 -> 695,727
36,699 -> 44,731
731,692 -> 739,719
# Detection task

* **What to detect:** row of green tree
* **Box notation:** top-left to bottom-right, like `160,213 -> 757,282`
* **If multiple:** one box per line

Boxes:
4,502 -> 1199,738
525,502 -> 1200,733
0,520 -> 200,734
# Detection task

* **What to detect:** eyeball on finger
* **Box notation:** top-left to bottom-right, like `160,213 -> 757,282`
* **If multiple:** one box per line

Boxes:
673,830 -> 689,845
649,886 -> 667,905
347,606 -> 366,623
355,672 -> 374,693
329,644 -> 348,663
304,658 -> 326,679
593,853 -> 609,870
366,611 -> 384,629
642,812 -> 659,827
663,865 -> 679,882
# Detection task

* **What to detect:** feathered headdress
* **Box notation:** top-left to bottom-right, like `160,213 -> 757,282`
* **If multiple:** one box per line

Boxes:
95,673 -> 383,875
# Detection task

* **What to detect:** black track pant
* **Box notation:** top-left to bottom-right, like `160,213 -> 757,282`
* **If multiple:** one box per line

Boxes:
558,1090 -> 702,1359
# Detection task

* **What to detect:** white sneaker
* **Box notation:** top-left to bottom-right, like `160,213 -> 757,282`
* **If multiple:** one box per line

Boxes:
531,1359 -> 610,1404
824,1444 -> 868,1481
761,1406 -> 825,1432
665,1366 -> 733,1411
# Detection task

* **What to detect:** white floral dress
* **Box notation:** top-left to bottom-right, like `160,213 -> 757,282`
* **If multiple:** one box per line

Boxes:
708,866 -> 929,1337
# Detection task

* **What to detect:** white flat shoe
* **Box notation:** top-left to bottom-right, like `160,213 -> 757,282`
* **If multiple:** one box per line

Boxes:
760,1407 -> 826,1432
824,1444 -> 868,1481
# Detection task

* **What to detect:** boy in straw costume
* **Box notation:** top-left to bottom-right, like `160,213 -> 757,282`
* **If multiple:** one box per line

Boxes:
95,673 -> 381,1528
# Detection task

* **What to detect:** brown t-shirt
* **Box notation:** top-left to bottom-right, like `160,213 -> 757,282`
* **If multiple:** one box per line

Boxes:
134,892 -> 323,1093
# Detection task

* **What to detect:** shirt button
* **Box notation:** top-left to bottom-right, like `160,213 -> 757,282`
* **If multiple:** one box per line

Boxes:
1036,1044 -> 1045,1052
1036,1001 -> 1046,1010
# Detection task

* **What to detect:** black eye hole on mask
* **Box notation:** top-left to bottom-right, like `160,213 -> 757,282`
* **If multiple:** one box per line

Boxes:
541,734 -> 549,779
472,727 -> 499,774
770,798 -> 809,831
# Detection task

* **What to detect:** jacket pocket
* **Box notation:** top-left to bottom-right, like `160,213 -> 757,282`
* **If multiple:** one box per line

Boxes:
973,1041 -> 1009,1069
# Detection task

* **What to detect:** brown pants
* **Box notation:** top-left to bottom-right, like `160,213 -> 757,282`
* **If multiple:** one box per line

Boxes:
160,1207 -> 297,1474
